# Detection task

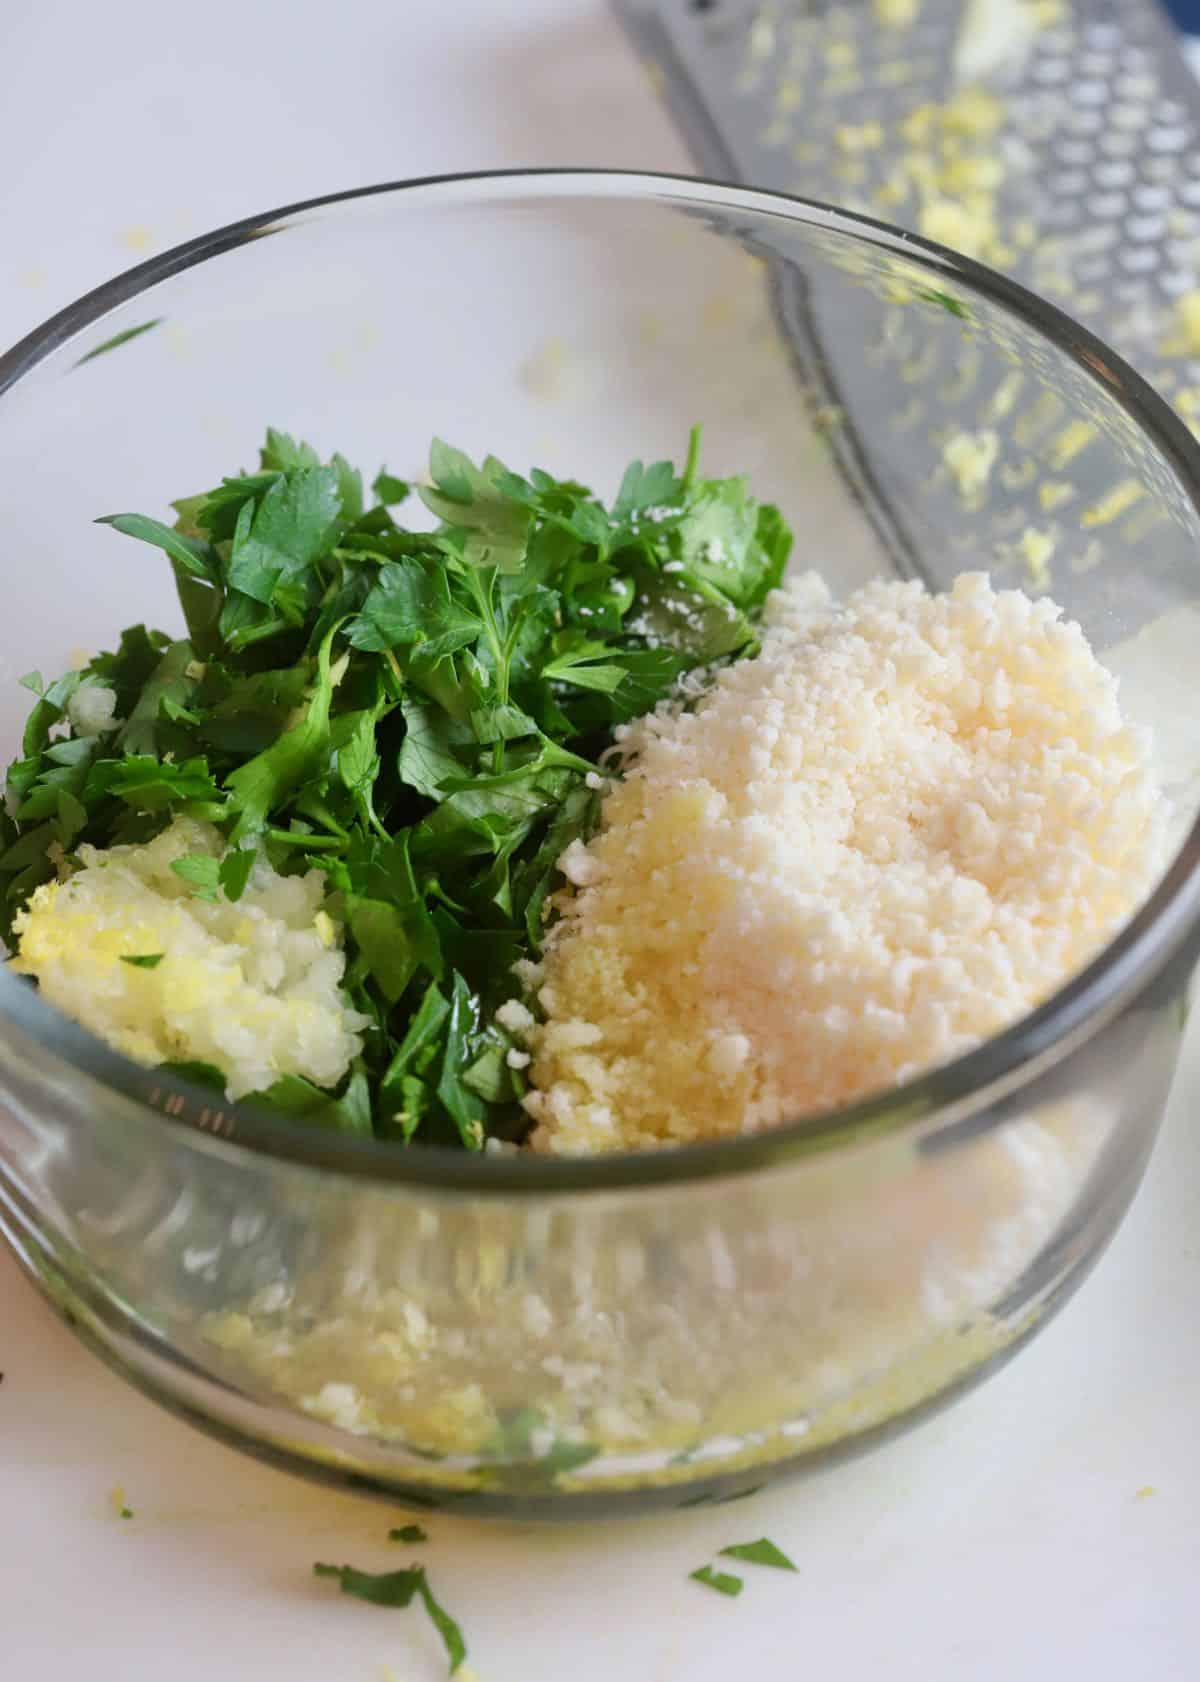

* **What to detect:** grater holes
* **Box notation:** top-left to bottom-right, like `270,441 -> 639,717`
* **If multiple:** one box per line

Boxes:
1019,107 -> 1059,145
1055,169 -> 1089,197
1147,125 -> 1189,155
1155,100 -> 1189,126
1076,254 -> 1114,284
1057,138 -> 1097,168
654,0 -> 1200,499
1132,183 -> 1172,212
1114,72 -> 1158,101
1166,248 -> 1200,282
1119,246 -> 1163,274
1167,214 -> 1200,241
1032,56 -> 1071,85
1075,224 -> 1119,256
1126,214 -> 1169,243
1089,192 -> 1129,220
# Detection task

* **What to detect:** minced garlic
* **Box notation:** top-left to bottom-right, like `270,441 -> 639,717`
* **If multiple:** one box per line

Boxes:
13,816 -> 366,1098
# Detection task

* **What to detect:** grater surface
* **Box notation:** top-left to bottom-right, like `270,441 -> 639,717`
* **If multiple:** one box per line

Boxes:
618,0 -> 1200,633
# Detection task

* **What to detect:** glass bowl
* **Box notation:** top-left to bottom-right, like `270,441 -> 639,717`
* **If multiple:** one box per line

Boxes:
2,171 -> 1199,1519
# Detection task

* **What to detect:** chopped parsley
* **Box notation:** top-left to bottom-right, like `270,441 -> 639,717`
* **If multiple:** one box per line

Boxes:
119,952 -> 164,969
690,1565 -> 744,1597
1,427 -> 791,1146
73,318 -> 165,368
389,1523 -> 428,1544
169,854 -> 221,900
314,1561 -> 465,1673
719,1537 -> 797,1571
475,1405 -> 600,1490
913,286 -> 970,321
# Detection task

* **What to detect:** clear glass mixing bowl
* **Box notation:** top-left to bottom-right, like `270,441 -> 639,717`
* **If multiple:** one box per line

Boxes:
2,171 -> 1199,1518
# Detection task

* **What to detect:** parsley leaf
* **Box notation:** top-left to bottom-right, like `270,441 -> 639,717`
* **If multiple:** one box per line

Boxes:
73,318 -> 164,367
348,559 -> 480,659
477,1407 -> 600,1490
914,286 -> 970,320
313,1562 -> 466,1673
97,514 -> 219,583
435,972 -> 490,1149
613,456 -> 682,518
224,622 -> 341,842
218,846 -> 256,902
542,642 -> 628,695
372,470 -> 411,506
690,1565 -> 744,1598
421,441 -> 533,573
120,952 -> 164,969
388,1524 -> 428,1544
396,701 -> 471,802
719,1538 -> 797,1571
86,753 -> 222,812
260,429 -> 320,472
674,478 -> 792,611
170,854 -> 221,900
379,980 -> 450,1136
251,1070 -> 373,1135
225,467 -> 343,606
117,640 -> 197,756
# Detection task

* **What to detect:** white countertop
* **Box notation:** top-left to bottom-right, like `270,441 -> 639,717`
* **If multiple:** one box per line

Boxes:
3,3 -> 1200,1677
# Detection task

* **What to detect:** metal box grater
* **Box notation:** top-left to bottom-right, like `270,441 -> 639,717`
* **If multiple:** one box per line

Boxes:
617,0 -> 1200,625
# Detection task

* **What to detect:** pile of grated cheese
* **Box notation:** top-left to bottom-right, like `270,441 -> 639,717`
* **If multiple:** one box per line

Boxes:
12,816 -> 367,1098
520,572 -> 1170,1155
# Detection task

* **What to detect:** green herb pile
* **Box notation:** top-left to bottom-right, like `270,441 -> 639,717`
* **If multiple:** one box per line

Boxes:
0,427 -> 790,1146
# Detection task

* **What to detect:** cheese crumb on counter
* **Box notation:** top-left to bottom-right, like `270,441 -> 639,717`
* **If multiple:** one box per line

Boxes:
12,816 -> 367,1098
524,572 -> 1169,1155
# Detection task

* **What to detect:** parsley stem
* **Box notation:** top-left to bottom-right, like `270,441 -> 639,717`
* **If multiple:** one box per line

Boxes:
682,423 -> 703,492
264,827 -> 348,851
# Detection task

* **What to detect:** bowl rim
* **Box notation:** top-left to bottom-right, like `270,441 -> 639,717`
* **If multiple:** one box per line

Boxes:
3,164 -> 1200,1195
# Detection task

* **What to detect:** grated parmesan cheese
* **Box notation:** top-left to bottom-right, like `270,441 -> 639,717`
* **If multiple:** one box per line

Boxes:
524,572 -> 1169,1155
